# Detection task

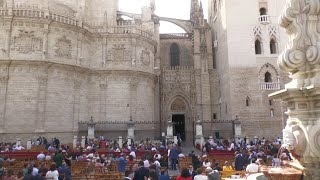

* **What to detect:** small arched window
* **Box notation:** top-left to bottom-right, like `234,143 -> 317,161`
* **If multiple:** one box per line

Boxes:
255,39 -> 262,54
264,72 -> 272,82
246,97 -> 250,106
270,39 -> 277,54
260,8 -> 267,15
170,43 -> 180,66
270,108 -> 274,117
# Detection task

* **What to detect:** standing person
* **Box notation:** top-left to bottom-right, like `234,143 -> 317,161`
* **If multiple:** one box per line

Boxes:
234,151 -> 245,171
187,164 -> 197,180
54,150 -> 64,168
46,164 -> 59,180
133,161 -> 149,180
169,145 -> 179,170
118,154 -> 128,173
58,161 -> 71,180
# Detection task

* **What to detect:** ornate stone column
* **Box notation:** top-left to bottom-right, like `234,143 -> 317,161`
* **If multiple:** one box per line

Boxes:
87,117 -> 96,139
194,118 -> 204,149
166,115 -> 174,142
127,117 -> 135,142
233,116 -> 242,139
269,1 -> 320,179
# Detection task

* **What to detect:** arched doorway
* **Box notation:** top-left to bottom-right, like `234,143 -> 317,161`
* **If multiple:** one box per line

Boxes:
168,96 -> 192,143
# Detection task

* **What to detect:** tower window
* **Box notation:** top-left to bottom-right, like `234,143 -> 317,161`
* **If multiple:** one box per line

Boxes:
264,72 -> 272,82
270,108 -> 274,117
255,39 -> 262,54
260,8 -> 267,15
269,99 -> 273,106
213,113 -> 217,119
270,39 -> 277,54
170,43 -> 180,66
246,97 -> 250,106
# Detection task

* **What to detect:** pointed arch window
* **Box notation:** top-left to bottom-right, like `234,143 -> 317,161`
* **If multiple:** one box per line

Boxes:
270,108 -> 274,117
246,96 -> 250,106
255,39 -> 262,54
264,71 -> 272,82
170,43 -> 180,66
270,39 -> 277,54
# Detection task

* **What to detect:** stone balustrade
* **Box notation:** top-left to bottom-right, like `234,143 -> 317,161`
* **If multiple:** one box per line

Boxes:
160,33 -> 191,39
259,15 -> 270,24
163,66 -> 193,71
260,82 -> 280,90
0,3 -> 152,39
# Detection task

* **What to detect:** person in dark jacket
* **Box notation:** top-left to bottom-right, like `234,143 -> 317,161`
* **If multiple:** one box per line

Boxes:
169,145 -> 180,170
58,161 -> 71,180
133,161 -> 149,180
234,151 -> 245,171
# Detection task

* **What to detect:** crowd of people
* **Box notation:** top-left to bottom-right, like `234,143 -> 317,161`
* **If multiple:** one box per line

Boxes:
0,135 -> 288,180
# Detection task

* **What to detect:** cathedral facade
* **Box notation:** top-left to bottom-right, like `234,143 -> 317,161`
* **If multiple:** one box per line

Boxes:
0,0 -> 287,143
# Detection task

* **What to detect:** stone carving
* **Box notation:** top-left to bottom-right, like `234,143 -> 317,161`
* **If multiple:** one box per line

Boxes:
171,98 -> 186,111
278,0 -> 320,77
141,49 -> 150,65
268,26 -> 277,38
11,30 -> 43,53
314,131 -> 320,151
107,44 -> 131,63
253,26 -> 262,38
113,44 -> 125,61
55,36 -> 72,58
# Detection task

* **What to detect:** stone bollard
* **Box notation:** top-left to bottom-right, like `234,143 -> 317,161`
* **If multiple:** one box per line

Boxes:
73,136 -> 77,148
16,138 -> 21,146
173,136 -> 178,145
27,140 -> 32,150
81,136 -> 85,148
119,136 -> 123,148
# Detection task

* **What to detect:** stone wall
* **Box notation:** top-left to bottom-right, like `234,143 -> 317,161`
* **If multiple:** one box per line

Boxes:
0,0 -> 158,143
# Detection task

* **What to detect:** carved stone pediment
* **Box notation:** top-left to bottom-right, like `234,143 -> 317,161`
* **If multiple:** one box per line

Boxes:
55,36 -> 72,58
141,49 -> 150,65
11,30 -> 43,54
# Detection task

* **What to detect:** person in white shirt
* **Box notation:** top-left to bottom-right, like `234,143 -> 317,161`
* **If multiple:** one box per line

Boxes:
46,164 -> 59,180
129,151 -> 136,158
246,159 -> 259,173
202,158 -> 211,168
13,145 -> 25,151
194,167 -> 208,180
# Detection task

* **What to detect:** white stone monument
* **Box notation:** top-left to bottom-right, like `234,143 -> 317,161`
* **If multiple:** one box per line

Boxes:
16,138 -> 21,146
81,136 -> 85,148
234,116 -> 242,139
173,136 -> 178,145
166,116 -> 174,142
195,117 -> 204,149
87,117 -> 96,139
119,136 -> 123,148
27,140 -> 32,150
127,117 -> 135,141
73,136 -> 77,148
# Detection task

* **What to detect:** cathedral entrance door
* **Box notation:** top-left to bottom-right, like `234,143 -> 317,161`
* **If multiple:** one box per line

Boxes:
172,114 -> 186,141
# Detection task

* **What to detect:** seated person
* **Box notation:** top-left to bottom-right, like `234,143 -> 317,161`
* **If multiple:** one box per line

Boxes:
222,161 -> 233,171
